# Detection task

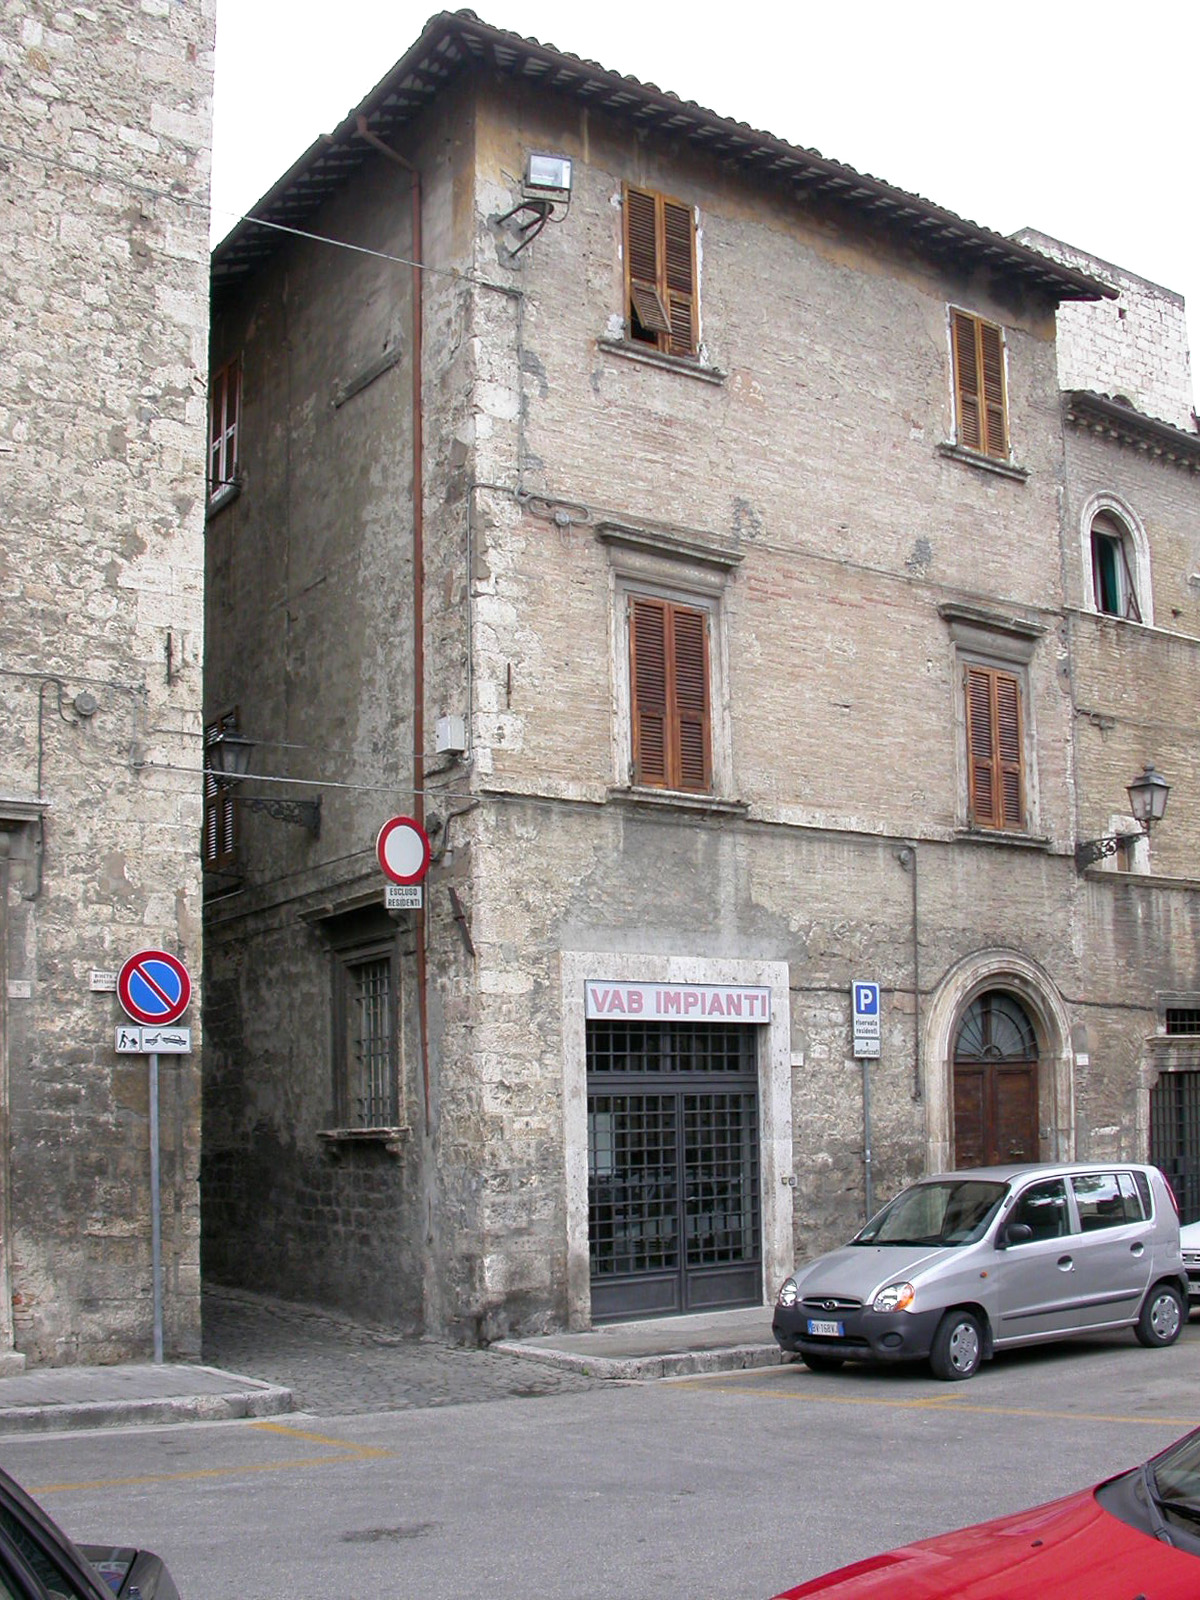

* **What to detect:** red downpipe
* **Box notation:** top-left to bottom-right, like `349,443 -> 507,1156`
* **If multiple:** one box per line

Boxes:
356,119 -> 430,1137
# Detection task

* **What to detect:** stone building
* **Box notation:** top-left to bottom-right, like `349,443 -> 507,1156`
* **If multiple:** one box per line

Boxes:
203,11 -> 1200,1342
0,1 -> 213,1364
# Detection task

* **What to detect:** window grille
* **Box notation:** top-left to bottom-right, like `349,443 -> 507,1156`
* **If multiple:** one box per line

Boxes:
347,957 -> 396,1126
1165,1009 -> 1200,1036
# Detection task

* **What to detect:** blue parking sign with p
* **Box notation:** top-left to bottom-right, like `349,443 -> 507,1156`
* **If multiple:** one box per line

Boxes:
853,982 -> 879,1017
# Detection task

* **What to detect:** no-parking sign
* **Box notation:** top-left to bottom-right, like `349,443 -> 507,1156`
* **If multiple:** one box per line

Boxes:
117,949 -> 192,1027
376,816 -> 431,885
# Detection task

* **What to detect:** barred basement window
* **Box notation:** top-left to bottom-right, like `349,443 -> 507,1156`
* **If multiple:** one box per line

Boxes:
950,309 -> 1009,460
343,955 -> 397,1127
623,184 -> 698,358
1165,1009 -> 1200,1036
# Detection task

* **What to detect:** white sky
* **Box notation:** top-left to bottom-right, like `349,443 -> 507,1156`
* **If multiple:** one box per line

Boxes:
212,1 -> 1199,403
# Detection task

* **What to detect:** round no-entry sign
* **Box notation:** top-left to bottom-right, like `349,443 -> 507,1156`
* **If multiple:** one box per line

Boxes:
118,949 -> 192,1026
376,815 -> 431,885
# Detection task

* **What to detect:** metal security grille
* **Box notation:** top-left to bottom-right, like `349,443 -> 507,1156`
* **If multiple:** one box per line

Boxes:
1165,1009 -> 1200,1036
1151,1071 -> 1200,1222
587,1022 -> 761,1321
349,957 -> 395,1126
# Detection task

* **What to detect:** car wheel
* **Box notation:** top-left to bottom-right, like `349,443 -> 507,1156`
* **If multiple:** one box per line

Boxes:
1134,1282 -> 1185,1348
929,1310 -> 982,1381
800,1352 -> 844,1373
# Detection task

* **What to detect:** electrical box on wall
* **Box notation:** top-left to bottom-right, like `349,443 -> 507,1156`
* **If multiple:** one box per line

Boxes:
435,715 -> 467,754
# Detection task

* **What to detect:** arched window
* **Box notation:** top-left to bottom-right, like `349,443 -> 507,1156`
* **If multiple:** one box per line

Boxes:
1090,510 -> 1142,621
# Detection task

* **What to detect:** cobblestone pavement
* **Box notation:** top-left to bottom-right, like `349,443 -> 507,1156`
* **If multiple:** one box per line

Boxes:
201,1287 -> 600,1415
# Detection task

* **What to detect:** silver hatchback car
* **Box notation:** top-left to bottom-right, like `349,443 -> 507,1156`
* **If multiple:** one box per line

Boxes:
773,1162 -> 1188,1380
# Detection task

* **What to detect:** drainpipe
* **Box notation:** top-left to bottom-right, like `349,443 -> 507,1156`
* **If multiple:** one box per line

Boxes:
898,845 -> 922,1101
355,118 -> 431,1137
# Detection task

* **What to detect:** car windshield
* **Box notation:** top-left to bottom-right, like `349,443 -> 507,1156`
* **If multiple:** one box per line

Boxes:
1152,1429 -> 1200,1518
852,1180 -> 1008,1247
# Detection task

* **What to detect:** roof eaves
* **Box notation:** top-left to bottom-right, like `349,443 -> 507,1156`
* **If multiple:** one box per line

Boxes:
212,10 -> 1114,305
1064,391 -> 1200,470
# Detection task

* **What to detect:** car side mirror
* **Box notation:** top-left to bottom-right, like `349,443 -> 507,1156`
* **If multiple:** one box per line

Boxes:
996,1222 -> 1033,1250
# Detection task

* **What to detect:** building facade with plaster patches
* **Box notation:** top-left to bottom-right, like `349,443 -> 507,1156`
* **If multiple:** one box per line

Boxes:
203,13 -> 1199,1342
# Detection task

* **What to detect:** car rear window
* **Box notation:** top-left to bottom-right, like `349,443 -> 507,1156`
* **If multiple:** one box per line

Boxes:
1073,1172 -> 1144,1230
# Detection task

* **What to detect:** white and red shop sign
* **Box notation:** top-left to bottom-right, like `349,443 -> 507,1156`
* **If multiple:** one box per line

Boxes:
585,981 -> 771,1024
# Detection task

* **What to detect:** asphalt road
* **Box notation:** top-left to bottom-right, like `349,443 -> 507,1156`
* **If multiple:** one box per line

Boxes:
5,1319 -> 1198,1600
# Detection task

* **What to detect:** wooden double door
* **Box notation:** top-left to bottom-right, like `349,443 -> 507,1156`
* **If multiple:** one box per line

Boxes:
953,993 -> 1039,1168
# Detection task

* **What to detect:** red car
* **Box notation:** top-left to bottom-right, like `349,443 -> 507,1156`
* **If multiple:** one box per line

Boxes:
772,1425 -> 1200,1598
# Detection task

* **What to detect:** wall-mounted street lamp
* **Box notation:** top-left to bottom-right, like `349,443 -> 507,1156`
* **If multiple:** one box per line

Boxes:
1075,763 -> 1170,871
208,731 -> 321,838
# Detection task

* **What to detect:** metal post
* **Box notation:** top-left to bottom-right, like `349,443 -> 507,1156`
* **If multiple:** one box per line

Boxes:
862,1057 -> 874,1224
148,1052 -> 163,1363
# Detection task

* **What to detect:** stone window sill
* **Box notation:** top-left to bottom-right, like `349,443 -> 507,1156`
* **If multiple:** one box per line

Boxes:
953,827 -> 1050,850
319,1126 -> 409,1156
596,338 -> 726,385
206,480 -> 242,518
607,786 -> 748,816
936,442 -> 1029,483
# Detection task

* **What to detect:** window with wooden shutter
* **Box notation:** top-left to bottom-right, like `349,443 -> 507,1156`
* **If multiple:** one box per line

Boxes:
964,665 -> 1024,830
951,311 -> 1008,460
203,711 -> 239,869
623,184 -> 698,358
629,595 -> 711,792
208,355 -> 241,503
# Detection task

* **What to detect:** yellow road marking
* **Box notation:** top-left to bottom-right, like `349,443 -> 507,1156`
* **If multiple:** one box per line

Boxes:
249,1421 -> 389,1456
29,1422 -> 394,1496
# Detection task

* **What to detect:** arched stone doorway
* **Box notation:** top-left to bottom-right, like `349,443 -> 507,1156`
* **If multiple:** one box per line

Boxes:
923,950 -> 1074,1174
952,992 -> 1039,1167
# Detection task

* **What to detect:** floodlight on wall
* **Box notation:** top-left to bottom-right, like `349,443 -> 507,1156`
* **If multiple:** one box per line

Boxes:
493,151 -> 574,255
208,731 -> 322,837
1075,763 -> 1170,871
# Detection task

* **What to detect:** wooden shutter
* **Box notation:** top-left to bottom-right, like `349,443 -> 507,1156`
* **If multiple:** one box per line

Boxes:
630,596 -> 711,791
662,198 -> 697,357
671,604 -> 711,791
624,185 -> 697,356
631,598 -> 668,786
203,712 -> 238,868
964,665 -> 1024,830
952,312 -> 1007,460
979,322 -> 1007,458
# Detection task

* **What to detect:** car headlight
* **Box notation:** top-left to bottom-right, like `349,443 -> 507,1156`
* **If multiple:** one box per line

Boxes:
776,1276 -> 798,1308
873,1281 -> 915,1313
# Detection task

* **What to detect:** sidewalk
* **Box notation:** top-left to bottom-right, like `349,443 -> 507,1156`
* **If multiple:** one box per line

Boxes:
0,1360 -> 293,1435
493,1305 -> 780,1380
0,1295 -> 781,1434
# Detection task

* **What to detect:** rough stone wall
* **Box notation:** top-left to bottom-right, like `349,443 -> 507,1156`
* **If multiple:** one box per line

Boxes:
202,84 -> 482,1332
1016,229 -> 1196,430
0,0 -> 213,1361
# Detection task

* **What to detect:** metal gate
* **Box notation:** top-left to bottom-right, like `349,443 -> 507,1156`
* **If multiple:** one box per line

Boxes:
1150,1070 -> 1200,1222
586,1020 -> 762,1322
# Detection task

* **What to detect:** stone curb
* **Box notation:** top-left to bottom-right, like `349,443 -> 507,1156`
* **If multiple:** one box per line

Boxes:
489,1340 -> 782,1382
0,1384 -> 294,1436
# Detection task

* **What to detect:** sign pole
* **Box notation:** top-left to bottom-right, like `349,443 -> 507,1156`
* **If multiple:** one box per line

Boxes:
149,1052 -> 163,1364
862,1056 -> 874,1225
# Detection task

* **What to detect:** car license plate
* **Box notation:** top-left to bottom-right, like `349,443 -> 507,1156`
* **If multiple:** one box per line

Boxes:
807,1318 -> 842,1338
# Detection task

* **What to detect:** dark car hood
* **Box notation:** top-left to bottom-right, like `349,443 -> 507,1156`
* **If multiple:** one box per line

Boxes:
771,1489 -> 1199,1598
